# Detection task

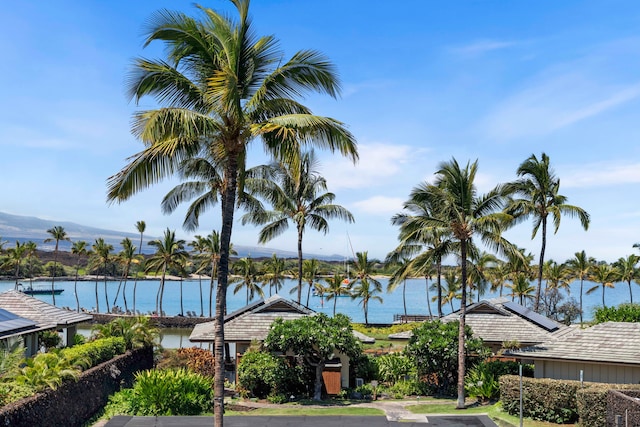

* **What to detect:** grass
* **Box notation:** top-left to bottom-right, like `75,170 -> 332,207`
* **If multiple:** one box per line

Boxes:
408,400 -> 578,427
225,407 -> 383,416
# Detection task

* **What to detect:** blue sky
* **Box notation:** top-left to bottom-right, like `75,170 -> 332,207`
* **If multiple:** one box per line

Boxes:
2,1 -> 639,263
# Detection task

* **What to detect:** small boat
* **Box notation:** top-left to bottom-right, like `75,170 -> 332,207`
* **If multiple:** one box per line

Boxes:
17,283 -> 64,295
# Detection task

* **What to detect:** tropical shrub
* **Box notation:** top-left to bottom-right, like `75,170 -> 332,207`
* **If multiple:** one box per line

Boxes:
482,360 -> 533,378
375,353 -> 415,385
39,330 -> 62,351
464,363 -> 499,402
0,342 -> 25,379
593,303 -> 640,323
61,337 -> 125,369
237,350 -> 306,400
404,320 -> 486,396
178,348 -> 215,378
15,352 -> 82,391
91,316 -> 159,350
383,379 -> 427,398
353,353 -> 378,382
106,368 -> 212,416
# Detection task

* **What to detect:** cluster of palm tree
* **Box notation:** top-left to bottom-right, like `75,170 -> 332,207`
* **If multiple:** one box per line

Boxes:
105,2 -> 358,421
385,154 -> 591,409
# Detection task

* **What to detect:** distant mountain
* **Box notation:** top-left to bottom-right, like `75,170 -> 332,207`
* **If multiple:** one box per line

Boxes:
0,212 -> 344,261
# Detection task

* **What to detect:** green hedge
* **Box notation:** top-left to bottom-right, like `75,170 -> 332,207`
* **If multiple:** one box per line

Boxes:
500,375 -> 640,425
61,337 -> 126,370
500,375 -> 579,423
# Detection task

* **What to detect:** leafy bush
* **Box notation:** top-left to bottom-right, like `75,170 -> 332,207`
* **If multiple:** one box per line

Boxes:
15,352 -> 82,391
39,330 -> 62,351
237,350 -> 305,399
353,383 -> 373,399
0,382 -> 34,406
483,360 -> 533,378
593,303 -> 640,323
353,353 -> 378,382
91,316 -> 159,350
465,363 -> 499,402
105,368 -> 213,416
376,353 -> 415,385
61,337 -> 126,369
383,379 -> 426,398
500,375 -> 579,423
404,320 -> 486,396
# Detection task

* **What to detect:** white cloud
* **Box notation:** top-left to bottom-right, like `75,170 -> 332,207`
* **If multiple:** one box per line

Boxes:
450,39 -> 517,57
562,162 -> 640,188
320,142 -> 416,190
352,196 -> 404,216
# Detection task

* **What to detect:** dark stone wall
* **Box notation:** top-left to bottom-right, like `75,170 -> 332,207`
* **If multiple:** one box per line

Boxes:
90,313 -> 213,328
606,390 -> 640,427
0,346 -> 153,427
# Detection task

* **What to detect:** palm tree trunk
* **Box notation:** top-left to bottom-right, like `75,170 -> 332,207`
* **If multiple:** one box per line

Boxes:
214,154 -> 239,426
602,285 -> 606,308
95,278 -> 100,313
199,275 -> 204,317
306,281 -> 312,306
103,262 -> 111,313
333,298 -> 337,317
579,278 -> 584,326
51,242 -> 59,305
436,258 -> 443,318
425,277 -> 433,319
122,264 -> 130,313
209,261 -> 215,317
297,227 -> 303,304
456,240 -> 468,410
180,277 -> 184,316
628,281 -> 633,304
402,279 -> 407,317
113,278 -> 123,307
74,267 -> 80,312
159,265 -> 167,316
534,216 -> 547,312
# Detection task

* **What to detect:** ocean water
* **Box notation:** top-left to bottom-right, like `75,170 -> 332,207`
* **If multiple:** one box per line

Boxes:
0,276 -> 635,324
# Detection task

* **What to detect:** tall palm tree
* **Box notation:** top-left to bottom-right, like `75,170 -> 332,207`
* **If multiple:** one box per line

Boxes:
468,251 -> 498,303
146,229 -> 188,316
386,257 -> 413,318
190,235 -> 207,316
106,4 -> 357,420
302,258 -> 321,306
242,150 -> 354,303
23,241 -> 38,288
71,240 -> 89,312
440,269 -> 462,312
4,242 -> 26,289
231,257 -> 263,304
487,260 -> 509,297
113,238 -> 138,313
132,221 -> 146,315
391,194 -> 456,318
614,254 -> 639,303
587,263 -> 618,308
261,254 -> 287,297
407,158 -> 517,409
44,226 -> 70,305
504,153 -> 590,312
349,251 -> 383,325
323,273 -> 350,316
566,250 -> 595,325
507,273 -> 536,305
90,238 -> 114,313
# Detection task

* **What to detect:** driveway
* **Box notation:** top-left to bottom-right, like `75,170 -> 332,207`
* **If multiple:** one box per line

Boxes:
105,414 -> 499,426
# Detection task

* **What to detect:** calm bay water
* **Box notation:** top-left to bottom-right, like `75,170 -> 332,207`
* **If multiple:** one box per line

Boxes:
0,276 -> 635,324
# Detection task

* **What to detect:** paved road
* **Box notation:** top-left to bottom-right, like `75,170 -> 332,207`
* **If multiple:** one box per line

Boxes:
105,414 -> 499,426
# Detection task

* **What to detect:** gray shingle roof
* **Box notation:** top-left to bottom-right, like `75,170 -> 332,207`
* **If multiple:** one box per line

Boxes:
508,322 -> 640,365
388,299 -> 570,345
0,308 -> 40,337
0,290 -> 92,328
189,294 -> 374,344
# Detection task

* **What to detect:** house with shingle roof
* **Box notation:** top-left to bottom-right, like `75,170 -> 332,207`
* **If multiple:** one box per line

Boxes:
0,308 -> 51,356
507,322 -> 640,384
389,298 -> 571,353
0,290 -> 92,355
190,294 -> 373,392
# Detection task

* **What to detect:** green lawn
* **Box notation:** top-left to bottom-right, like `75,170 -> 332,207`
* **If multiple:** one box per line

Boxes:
225,407 -> 383,416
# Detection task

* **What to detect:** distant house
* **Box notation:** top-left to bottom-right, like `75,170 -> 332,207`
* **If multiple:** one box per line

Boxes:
189,294 -> 373,392
508,322 -> 640,384
389,298 -> 571,353
0,308 -> 50,356
0,290 -> 92,355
